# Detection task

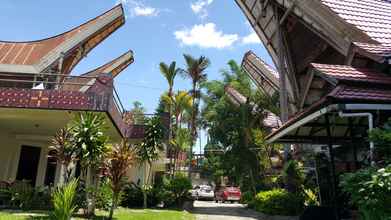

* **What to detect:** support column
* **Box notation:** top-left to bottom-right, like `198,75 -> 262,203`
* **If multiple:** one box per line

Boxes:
325,114 -> 339,220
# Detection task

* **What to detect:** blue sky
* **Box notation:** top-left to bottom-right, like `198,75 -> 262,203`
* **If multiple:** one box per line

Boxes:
0,0 -> 272,152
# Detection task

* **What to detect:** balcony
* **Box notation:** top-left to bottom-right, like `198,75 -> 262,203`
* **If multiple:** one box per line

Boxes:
0,72 -> 167,141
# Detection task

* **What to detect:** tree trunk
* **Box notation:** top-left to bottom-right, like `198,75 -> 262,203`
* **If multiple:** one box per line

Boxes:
168,87 -> 174,178
143,162 -> 153,209
86,166 -> 98,217
249,169 -> 257,194
108,192 -> 118,220
188,82 -> 197,178
173,150 -> 177,175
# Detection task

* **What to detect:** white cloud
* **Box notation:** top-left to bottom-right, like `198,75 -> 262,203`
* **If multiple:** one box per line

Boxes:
116,0 -> 159,17
133,6 -> 158,16
191,0 -> 213,18
242,32 -> 261,44
174,23 -> 239,49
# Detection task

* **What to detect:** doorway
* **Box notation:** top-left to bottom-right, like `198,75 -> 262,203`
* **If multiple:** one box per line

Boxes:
16,145 -> 41,186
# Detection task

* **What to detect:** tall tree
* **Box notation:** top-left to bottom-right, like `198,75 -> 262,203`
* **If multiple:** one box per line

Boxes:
159,61 -> 180,176
201,60 -> 280,191
105,139 -> 136,220
70,112 -> 108,216
130,101 -> 146,125
135,116 -> 165,208
162,91 -> 193,174
181,54 -> 210,176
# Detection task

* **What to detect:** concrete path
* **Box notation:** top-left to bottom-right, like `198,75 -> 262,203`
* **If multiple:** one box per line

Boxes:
192,200 -> 262,220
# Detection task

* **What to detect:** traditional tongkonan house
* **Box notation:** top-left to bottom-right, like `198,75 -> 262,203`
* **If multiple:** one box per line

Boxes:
0,5 -> 166,187
236,0 -> 391,218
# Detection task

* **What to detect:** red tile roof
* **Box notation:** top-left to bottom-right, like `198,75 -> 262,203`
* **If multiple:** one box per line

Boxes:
330,84 -> 391,102
354,42 -> 391,58
321,0 -> 391,44
266,84 -> 391,141
311,63 -> 391,85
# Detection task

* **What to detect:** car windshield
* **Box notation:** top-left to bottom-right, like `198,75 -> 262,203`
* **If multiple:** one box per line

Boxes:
200,186 -> 212,191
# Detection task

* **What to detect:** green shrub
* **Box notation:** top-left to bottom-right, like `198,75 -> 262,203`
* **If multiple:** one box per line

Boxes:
51,179 -> 78,220
120,183 -> 161,208
7,180 -> 35,210
163,174 -> 192,208
240,191 -> 254,204
254,189 -> 304,216
282,160 -> 304,193
340,165 -> 391,220
303,188 -> 319,206
95,178 -> 113,211
74,179 -> 87,210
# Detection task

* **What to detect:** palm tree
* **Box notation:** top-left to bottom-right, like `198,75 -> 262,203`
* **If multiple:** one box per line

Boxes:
159,61 -> 180,176
181,54 -> 210,176
162,91 -> 193,129
171,128 -> 192,173
69,112 -> 108,216
163,91 -> 193,174
135,116 -> 165,208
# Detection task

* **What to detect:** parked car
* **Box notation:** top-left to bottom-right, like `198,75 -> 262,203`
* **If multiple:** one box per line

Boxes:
214,186 -> 241,203
191,185 -> 214,200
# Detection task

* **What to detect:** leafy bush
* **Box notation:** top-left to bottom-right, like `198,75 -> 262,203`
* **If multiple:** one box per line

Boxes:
303,188 -> 319,206
74,179 -> 87,210
282,160 -> 304,193
240,191 -> 255,208
51,179 -> 78,220
254,189 -> 304,216
120,183 -> 161,208
240,191 -> 253,204
369,121 -> 391,162
7,180 -> 34,210
340,165 -> 391,220
163,174 -> 192,208
0,181 -> 52,210
95,178 -> 113,211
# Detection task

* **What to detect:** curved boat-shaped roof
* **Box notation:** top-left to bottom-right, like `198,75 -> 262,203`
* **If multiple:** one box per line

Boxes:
242,51 -> 279,97
225,85 -> 248,106
62,50 -> 134,92
0,4 -> 125,75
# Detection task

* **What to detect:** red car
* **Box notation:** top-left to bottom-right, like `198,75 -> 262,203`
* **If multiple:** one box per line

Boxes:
214,186 -> 241,203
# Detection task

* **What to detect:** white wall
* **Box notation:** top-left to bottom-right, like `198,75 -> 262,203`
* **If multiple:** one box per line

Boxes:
0,132 -> 52,186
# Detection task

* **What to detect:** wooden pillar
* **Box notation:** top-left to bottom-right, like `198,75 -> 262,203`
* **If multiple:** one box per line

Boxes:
325,114 -> 339,220
274,5 -> 291,160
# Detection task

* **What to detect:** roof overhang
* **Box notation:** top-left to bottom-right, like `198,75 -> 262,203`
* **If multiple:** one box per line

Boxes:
266,103 -> 391,144
0,5 -> 125,75
235,0 -> 376,66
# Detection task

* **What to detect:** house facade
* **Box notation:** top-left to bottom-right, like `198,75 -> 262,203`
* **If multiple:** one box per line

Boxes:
0,5 -> 167,187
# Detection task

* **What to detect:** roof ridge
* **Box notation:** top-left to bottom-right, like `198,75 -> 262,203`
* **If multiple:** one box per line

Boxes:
0,4 -> 123,44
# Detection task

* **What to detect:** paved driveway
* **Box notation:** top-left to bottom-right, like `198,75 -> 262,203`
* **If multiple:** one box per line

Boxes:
192,200 -> 261,220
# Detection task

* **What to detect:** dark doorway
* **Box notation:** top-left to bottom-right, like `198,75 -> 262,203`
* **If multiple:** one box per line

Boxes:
16,145 -> 41,186
44,150 -> 57,186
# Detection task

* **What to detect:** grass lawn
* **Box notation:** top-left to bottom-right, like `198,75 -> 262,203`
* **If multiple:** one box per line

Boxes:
0,208 -> 195,220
